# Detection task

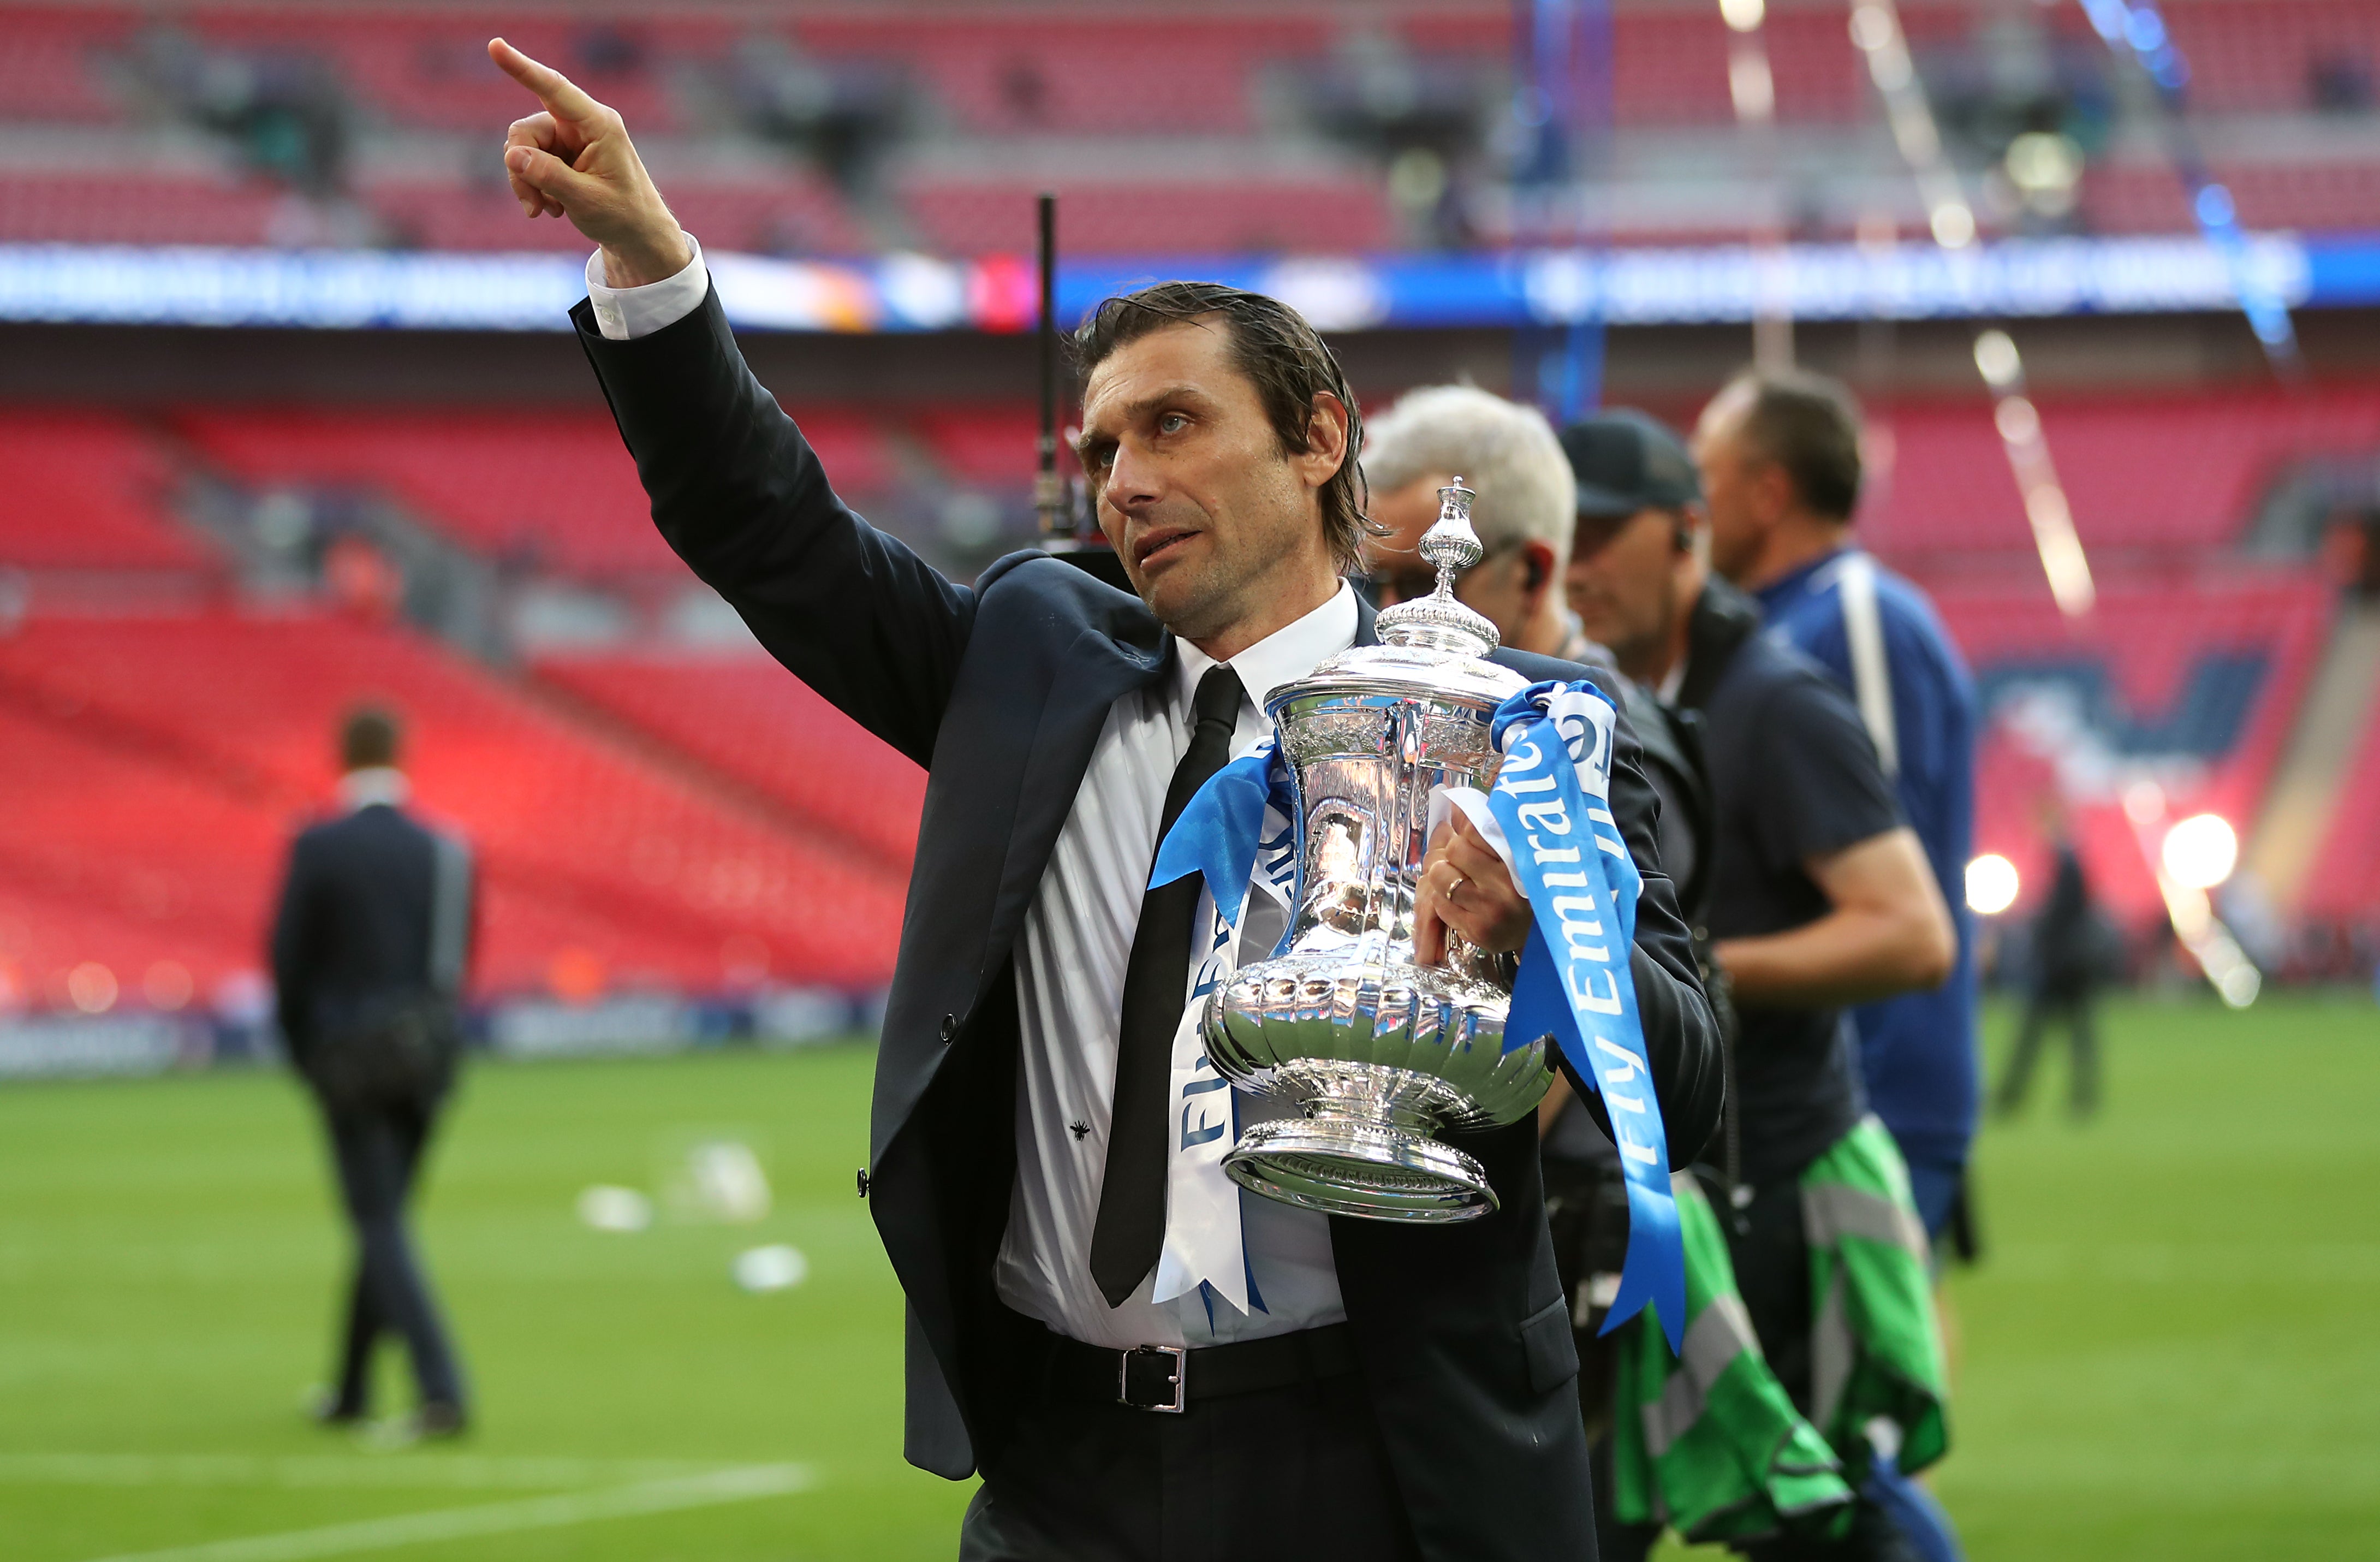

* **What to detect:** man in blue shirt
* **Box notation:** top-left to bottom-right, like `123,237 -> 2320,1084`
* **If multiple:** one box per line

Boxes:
1693,370 -> 1980,1239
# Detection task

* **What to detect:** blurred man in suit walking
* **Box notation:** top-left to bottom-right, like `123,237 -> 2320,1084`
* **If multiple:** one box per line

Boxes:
271,706 -> 474,1436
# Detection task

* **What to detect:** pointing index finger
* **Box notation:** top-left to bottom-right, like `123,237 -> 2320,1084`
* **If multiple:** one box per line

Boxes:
487,37 -> 601,124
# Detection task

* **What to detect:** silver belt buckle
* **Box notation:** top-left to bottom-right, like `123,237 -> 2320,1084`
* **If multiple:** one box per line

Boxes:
1118,1344 -> 1187,1413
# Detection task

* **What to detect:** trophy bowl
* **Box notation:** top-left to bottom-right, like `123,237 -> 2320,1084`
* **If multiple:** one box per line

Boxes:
1199,480 -> 1556,1222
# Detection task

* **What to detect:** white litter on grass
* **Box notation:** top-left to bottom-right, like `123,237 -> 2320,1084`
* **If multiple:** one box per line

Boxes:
576,1185 -> 652,1233
733,1244 -> 808,1293
673,1139 -> 773,1224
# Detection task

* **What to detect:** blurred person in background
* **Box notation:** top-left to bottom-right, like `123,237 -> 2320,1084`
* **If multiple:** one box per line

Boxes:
271,706 -> 474,1438
1362,382 -> 1605,663
1693,369 -> 1980,1246
1995,811 -> 2107,1120
487,38 -> 1725,1560
1571,408 -> 1956,1562
1693,378 -> 1976,1562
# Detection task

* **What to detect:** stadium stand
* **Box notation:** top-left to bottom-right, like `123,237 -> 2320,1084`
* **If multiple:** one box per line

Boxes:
0,411 -> 212,573
0,6 -> 134,124
534,650 -> 926,870
363,174 -> 866,256
904,177 -> 1395,257
175,406 -> 899,577
1939,572 -> 2335,923
0,173 -> 286,248
1863,390 -> 2380,566
793,14 -> 1325,134
2081,161 -> 2380,236
0,611 -> 909,1000
2301,679 -> 2380,923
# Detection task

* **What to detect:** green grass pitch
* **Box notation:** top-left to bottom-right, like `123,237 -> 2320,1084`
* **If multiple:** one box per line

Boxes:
1,995 -> 2375,1560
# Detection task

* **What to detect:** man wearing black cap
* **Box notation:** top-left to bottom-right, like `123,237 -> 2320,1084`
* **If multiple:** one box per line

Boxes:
1562,411 -> 1956,1562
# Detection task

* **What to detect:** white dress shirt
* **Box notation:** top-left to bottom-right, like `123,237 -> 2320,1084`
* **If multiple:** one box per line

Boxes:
995,585 -> 1356,1350
588,246 -> 1354,1349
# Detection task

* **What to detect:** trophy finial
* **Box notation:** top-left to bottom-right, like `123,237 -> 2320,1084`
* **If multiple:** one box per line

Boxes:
1377,476 -> 1500,655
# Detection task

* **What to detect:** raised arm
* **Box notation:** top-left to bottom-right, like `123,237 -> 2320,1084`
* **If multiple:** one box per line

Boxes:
489,39 -> 972,764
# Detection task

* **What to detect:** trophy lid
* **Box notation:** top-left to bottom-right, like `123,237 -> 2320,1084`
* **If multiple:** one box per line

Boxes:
1265,477 -> 1526,720
1373,478 -> 1501,658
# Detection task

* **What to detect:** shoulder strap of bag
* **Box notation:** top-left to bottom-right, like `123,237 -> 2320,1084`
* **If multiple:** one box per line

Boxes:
428,833 -> 472,999
1832,551 -> 1899,781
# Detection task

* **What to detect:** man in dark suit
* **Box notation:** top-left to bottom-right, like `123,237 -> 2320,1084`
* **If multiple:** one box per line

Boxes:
271,706 -> 473,1438
490,38 -> 1722,1559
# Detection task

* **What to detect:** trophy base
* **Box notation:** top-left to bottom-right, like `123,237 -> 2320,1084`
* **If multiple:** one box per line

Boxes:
1223,1115 -> 1497,1224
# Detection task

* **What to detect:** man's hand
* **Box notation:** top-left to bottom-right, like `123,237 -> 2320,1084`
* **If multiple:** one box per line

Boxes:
487,38 -> 692,288
1413,810 -> 1533,966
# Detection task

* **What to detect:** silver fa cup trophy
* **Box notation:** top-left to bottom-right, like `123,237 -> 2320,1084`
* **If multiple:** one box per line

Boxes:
1200,478 -> 1555,1222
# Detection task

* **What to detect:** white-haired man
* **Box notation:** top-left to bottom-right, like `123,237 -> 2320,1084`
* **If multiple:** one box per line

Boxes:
1362,384 -> 1600,661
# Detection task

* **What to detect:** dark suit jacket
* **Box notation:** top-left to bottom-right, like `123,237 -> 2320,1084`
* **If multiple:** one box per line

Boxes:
270,801 -> 469,1070
574,286 -> 1723,1561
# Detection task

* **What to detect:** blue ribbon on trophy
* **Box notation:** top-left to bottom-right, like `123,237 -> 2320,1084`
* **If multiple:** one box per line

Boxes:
1149,741 -> 1298,943
1439,679 -> 1687,1352
1145,741 -> 1299,1317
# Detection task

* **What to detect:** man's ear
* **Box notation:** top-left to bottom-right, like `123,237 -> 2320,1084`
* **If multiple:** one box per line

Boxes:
1299,391 -> 1352,489
1520,539 -> 1556,604
1753,460 -> 1798,526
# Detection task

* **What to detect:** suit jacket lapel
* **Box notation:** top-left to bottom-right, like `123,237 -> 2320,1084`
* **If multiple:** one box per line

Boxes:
979,625 -> 1170,990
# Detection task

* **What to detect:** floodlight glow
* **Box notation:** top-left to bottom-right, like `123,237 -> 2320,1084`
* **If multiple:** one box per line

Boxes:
1929,200 -> 1977,249
1994,394 -> 2041,443
2161,812 -> 2238,890
1720,0 -> 1766,32
1973,329 -> 2022,389
1966,853 -> 2021,915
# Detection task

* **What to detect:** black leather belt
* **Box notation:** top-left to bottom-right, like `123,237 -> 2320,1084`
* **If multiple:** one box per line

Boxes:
1045,1323 -> 1358,1414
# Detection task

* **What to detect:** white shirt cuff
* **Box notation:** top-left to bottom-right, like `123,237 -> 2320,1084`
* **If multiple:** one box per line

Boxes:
584,234 -> 708,341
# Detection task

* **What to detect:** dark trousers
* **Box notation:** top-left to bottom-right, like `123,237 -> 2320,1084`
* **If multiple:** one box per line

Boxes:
1996,989 -> 2100,1118
322,1099 -> 463,1413
957,1336 -> 1421,1562
1725,1177 -> 1918,1562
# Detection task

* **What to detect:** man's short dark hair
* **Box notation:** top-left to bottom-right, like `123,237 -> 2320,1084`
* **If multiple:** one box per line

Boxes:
1721,368 -> 1865,523
1072,280 -> 1370,575
341,705 -> 402,771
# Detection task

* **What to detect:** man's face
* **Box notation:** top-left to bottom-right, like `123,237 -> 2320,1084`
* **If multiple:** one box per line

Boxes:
1075,319 -> 1343,643
1367,474 -> 1537,644
1566,507 -> 1685,678
1692,396 -> 1769,585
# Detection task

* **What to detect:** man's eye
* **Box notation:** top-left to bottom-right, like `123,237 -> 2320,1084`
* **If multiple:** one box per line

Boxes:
1157,412 -> 1189,435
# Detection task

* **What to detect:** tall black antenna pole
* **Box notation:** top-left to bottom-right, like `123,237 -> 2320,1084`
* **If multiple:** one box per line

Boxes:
1034,191 -> 1066,539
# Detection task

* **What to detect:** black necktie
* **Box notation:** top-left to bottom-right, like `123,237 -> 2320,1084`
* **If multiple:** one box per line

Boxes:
1090,662 -> 1247,1306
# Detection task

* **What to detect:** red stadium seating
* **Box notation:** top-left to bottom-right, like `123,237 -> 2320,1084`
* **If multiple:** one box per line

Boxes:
364,175 -> 867,257
794,15 -> 1326,134
174,406 -> 897,577
904,179 -> 1395,257
2082,161 -> 2380,235
1861,389 -> 2380,565
2159,0 -> 2380,116
0,173 -> 286,247
0,7 -> 133,124
0,412 -> 212,572
909,403 -> 1044,489
536,650 -> 925,870
174,10 -> 703,134
0,610 -> 908,1000
1938,572 -> 2334,924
